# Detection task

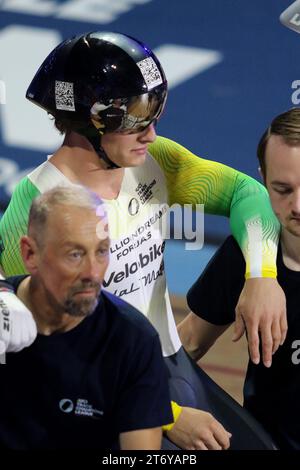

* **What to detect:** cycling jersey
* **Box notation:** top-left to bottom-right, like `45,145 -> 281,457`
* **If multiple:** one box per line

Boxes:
0,136 -> 280,355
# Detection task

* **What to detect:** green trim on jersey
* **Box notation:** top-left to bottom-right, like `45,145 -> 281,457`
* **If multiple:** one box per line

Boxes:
0,177 -> 40,275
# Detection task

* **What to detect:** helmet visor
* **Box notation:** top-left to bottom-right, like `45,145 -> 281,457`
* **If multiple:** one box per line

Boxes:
90,88 -> 167,134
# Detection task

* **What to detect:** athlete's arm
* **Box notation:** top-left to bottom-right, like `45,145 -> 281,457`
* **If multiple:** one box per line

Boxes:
149,136 -> 279,276
149,136 -> 287,366
177,312 -> 231,361
166,406 -> 231,450
0,176 -> 39,277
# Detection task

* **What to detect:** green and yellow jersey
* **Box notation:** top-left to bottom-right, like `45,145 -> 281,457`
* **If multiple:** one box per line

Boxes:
0,136 -> 279,355
149,137 -> 279,279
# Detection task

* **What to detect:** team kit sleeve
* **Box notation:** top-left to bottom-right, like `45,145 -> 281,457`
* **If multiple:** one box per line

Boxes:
0,177 -> 40,276
114,333 -> 173,434
148,136 -> 280,280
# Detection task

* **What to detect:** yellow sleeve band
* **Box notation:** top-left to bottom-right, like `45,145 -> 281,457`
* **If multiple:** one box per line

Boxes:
245,268 -> 277,280
162,401 -> 183,432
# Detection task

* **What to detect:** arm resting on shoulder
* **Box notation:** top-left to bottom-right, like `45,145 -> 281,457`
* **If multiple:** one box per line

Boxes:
149,136 -> 286,366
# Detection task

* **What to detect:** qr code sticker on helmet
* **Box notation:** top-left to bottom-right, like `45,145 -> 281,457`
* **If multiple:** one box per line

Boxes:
55,80 -> 75,111
137,57 -> 163,90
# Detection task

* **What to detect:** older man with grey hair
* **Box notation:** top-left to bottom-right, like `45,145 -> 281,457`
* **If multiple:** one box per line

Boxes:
0,185 -> 172,450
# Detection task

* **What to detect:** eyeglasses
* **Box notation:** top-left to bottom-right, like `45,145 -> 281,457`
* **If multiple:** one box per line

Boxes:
90,87 -> 167,134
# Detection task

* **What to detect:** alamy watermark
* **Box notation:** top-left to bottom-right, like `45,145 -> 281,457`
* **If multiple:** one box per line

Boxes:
291,340 -> 300,364
96,203 -> 205,251
291,80 -> 300,104
0,80 -> 6,105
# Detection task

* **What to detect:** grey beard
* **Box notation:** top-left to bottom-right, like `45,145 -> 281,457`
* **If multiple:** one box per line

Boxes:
63,296 -> 99,318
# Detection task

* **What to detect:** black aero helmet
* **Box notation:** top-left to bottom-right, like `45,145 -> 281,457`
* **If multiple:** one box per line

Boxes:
26,32 -> 167,168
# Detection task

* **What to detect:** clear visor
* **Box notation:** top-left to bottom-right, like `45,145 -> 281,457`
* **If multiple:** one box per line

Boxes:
90,88 -> 167,134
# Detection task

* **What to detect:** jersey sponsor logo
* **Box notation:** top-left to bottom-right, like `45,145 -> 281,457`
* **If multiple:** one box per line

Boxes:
105,204 -> 167,298
128,197 -> 140,216
110,231 -> 151,259
0,299 -> 10,333
112,282 -> 140,299
109,203 -> 168,249
0,298 -> 9,364
104,242 -> 165,288
59,398 -> 74,413
135,179 -> 156,204
109,203 -> 167,256
141,261 -> 164,286
59,398 -> 103,418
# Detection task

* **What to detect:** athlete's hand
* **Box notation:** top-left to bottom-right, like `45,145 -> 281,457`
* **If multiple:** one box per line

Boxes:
0,286 -> 37,354
233,278 -> 287,367
166,407 -> 231,450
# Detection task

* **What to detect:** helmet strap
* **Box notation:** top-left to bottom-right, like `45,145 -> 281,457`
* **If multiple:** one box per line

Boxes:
77,125 -> 120,170
88,132 -> 120,170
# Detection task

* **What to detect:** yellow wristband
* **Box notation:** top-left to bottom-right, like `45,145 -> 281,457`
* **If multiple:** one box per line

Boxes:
162,401 -> 182,432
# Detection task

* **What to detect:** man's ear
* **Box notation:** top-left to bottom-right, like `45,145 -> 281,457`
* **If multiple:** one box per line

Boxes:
258,166 -> 266,184
20,236 -> 39,274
